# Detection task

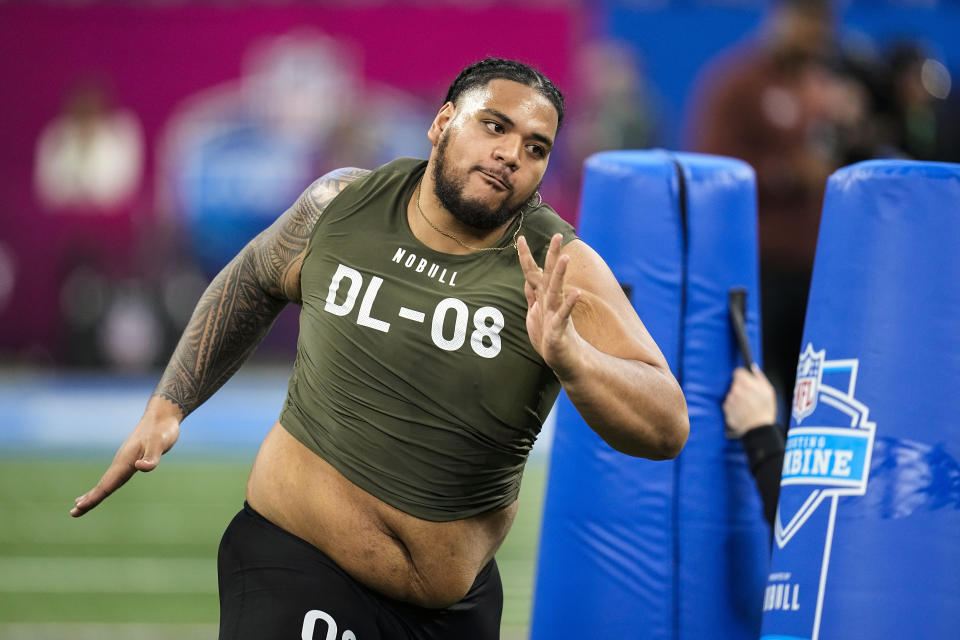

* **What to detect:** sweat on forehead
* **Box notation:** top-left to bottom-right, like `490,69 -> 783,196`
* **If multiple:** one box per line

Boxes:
443,58 -> 565,130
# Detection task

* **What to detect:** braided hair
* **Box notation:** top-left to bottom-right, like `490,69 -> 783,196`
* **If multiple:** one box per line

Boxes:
443,58 -> 565,130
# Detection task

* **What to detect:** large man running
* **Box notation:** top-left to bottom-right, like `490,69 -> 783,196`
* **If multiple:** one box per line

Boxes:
71,58 -> 688,639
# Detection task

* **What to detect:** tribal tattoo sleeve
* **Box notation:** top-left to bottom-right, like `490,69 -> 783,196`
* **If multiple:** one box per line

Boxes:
153,167 -> 371,418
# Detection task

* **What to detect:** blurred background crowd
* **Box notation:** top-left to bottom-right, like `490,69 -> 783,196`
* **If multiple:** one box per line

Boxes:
2,0 -> 958,407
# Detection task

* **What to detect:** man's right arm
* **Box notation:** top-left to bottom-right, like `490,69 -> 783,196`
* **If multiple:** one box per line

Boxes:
71,167 -> 369,517
154,167 -> 369,418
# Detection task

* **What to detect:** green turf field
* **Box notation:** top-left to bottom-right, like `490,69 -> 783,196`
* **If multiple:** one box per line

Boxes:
0,457 -> 547,639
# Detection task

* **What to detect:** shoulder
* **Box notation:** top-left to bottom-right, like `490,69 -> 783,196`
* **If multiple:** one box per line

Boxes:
249,167 -> 370,303
521,204 -> 577,262
299,158 -> 425,218
299,167 -> 372,213
288,167 -> 371,232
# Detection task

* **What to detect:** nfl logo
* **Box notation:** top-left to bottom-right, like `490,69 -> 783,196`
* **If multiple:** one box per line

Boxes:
792,344 -> 825,423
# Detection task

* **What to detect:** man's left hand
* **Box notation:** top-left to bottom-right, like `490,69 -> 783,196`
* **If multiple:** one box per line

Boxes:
517,234 -> 583,380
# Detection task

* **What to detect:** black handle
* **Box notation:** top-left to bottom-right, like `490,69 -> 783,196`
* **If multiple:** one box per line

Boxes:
728,288 -> 754,369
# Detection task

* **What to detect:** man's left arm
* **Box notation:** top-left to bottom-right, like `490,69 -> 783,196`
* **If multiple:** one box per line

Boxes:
518,234 -> 688,459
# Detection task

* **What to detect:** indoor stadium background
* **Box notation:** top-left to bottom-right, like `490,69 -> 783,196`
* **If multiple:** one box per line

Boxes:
1,1 -> 958,638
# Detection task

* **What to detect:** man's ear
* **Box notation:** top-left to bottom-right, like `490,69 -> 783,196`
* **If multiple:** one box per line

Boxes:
427,102 -> 456,145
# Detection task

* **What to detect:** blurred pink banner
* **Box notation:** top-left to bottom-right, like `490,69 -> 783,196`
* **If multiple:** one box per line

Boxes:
0,3 -> 576,359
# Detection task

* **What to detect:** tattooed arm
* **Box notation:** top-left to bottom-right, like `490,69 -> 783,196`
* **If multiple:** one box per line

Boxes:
153,167 -> 369,417
70,168 -> 370,517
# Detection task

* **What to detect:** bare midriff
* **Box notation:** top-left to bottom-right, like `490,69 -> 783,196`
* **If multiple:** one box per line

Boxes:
245,422 -> 518,609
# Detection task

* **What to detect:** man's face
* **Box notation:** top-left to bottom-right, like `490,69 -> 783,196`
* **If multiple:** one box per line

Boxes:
429,79 -> 558,230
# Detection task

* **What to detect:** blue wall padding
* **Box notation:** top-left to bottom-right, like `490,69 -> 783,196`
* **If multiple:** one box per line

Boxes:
760,161 -> 960,640
531,150 -> 769,640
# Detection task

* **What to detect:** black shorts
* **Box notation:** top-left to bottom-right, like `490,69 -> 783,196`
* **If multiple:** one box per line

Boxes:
217,503 -> 503,640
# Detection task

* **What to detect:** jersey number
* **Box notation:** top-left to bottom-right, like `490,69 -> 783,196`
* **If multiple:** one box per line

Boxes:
301,609 -> 355,640
324,264 -> 504,358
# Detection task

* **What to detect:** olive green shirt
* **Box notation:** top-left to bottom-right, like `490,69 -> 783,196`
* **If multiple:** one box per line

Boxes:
280,158 -> 577,521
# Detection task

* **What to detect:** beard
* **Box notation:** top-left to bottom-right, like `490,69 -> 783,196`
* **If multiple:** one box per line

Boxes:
431,134 -> 533,231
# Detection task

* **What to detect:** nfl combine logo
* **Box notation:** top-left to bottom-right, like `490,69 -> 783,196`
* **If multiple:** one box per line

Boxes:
761,342 -> 876,640
792,344 -> 824,423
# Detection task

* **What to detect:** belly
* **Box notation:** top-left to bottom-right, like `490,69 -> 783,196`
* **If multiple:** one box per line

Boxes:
245,422 -> 518,608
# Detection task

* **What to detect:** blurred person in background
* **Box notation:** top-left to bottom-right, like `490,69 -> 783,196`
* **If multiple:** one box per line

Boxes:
157,33 -> 364,277
551,40 -> 663,219
157,31 -> 433,279
69,58 -> 688,639
935,90 -> 960,162
34,77 -> 163,370
566,41 -> 661,167
874,40 -> 953,161
813,40 -> 889,167
34,77 -> 144,214
689,0 -> 850,419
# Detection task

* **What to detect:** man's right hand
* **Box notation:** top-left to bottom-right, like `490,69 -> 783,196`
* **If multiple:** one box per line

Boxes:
70,397 -> 181,517
722,364 -> 778,439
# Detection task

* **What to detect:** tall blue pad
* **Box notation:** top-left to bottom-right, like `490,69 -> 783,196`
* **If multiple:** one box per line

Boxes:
761,161 -> 960,640
531,150 -> 769,640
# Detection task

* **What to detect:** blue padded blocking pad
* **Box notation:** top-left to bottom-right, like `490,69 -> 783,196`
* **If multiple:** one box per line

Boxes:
531,150 -> 768,640
532,152 -> 682,640
673,153 -> 769,640
760,160 -> 960,640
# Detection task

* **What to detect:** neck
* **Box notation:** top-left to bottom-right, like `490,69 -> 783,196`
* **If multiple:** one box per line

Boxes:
408,172 -> 517,255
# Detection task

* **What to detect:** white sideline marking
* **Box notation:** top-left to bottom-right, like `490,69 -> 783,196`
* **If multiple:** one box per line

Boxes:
0,557 -> 215,593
